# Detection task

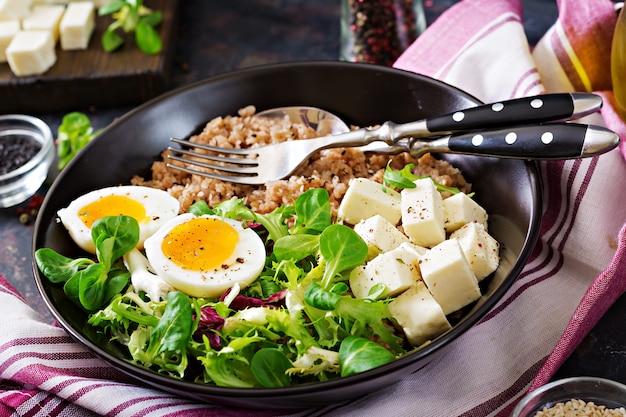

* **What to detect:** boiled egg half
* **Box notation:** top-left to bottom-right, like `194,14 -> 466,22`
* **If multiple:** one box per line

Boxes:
144,213 -> 266,298
57,185 -> 181,254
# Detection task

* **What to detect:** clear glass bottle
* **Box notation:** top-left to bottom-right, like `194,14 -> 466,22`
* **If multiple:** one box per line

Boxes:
611,3 -> 626,120
340,0 -> 426,66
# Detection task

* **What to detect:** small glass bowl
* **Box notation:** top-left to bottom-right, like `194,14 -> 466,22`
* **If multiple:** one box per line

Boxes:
0,114 -> 54,208
511,377 -> 626,417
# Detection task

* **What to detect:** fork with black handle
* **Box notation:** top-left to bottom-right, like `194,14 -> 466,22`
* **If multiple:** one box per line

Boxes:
167,122 -> 619,185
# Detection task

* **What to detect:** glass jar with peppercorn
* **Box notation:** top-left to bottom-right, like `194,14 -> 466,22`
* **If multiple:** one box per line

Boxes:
0,115 -> 54,208
340,0 -> 426,66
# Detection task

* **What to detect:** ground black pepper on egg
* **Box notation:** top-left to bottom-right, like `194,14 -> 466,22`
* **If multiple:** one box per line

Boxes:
0,136 -> 41,175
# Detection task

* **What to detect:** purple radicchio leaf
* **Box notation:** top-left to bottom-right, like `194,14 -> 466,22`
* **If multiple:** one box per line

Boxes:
219,289 -> 288,310
193,305 -> 225,349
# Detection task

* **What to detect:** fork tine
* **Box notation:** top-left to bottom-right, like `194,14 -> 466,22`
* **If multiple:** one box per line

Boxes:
167,136 -> 262,180
167,154 -> 259,174
167,146 -> 258,166
170,137 -> 258,156
166,163 -> 262,185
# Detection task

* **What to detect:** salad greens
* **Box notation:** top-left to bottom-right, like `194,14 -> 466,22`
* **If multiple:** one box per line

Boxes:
383,161 -> 467,195
36,188 -> 411,387
131,291 -> 194,377
56,112 -> 102,170
318,224 -> 368,290
99,0 -> 163,55
36,215 -> 138,311
339,336 -> 396,377
251,348 -> 293,387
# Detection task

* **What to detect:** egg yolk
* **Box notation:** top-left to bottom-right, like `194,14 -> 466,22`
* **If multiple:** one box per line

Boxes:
162,217 -> 240,271
78,195 -> 150,228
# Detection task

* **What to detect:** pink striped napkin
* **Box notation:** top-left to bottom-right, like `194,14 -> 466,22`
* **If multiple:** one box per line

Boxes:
2,0 -> 626,416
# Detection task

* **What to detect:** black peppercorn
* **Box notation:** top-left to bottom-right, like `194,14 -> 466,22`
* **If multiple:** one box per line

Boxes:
0,136 -> 41,175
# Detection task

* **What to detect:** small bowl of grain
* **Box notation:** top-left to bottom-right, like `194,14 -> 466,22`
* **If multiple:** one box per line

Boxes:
511,377 -> 626,417
0,114 -> 54,208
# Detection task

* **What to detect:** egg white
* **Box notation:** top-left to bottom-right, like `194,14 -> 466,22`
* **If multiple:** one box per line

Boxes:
143,213 -> 266,298
57,185 -> 181,254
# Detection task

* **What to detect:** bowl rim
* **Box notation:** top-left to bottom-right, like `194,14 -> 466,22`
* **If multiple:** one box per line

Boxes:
0,114 -> 54,181
513,376 -> 626,414
31,60 -> 543,403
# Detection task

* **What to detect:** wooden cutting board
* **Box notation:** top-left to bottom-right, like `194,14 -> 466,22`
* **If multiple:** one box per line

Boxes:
0,0 -> 179,114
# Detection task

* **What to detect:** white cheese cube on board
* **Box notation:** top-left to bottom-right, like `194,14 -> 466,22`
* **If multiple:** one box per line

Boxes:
0,0 -> 33,20
353,214 -> 410,260
59,1 -> 94,50
34,0 -> 113,6
6,30 -> 57,76
0,20 -> 19,63
337,178 -> 402,225
419,238 -> 481,315
443,192 -> 488,233
349,244 -> 421,299
388,281 -> 452,347
450,221 -> 500,281
401,178 -> 446,248
22,5 -> 66,42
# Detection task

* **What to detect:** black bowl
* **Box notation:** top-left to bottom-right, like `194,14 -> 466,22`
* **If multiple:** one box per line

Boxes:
32,61 -> 541,408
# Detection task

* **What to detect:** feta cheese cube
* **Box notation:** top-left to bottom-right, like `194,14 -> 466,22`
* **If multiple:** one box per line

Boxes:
443,192 -> 488,233
0,0 -> 33,20
59,1 -> 94,50
353,214 -> 410,260
349,244 -> 421,299
34,0 -> 113,6
419,238 -> 481,315
0,20 -> 19,63
337,178 -> 402,225
398,241 -> 429,257
22,5 -> 66,42
450,222 -> 500,281
6,30 -> 57,76
401,178 -> 446,248
388,281 -> 452,347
